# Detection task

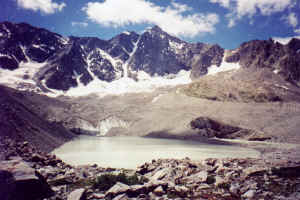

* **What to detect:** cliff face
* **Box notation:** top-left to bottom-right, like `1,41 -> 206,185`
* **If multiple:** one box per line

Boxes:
226,38 -> 300,85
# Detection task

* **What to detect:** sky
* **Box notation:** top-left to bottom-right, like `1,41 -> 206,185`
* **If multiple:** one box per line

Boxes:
1,0 -> 300,49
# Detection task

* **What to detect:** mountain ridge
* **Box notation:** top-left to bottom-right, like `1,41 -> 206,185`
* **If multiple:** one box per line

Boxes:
0,21 -> 300,94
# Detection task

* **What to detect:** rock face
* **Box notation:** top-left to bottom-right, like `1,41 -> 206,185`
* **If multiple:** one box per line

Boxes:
189,117 -> 268,140
226,38 -> 300,85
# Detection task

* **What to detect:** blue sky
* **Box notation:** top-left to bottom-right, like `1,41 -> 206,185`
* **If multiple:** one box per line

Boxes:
1,0 -> 300,49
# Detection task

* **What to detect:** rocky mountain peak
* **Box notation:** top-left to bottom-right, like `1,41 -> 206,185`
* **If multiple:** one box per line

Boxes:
1,21 -> 300,93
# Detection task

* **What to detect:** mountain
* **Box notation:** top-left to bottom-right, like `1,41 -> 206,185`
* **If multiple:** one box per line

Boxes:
0,22 -> 224,92
0,21 -> 300,94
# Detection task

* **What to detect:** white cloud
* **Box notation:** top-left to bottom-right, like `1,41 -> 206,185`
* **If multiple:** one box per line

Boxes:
210,0 -> 230,8
228,18 -> 236,28
210,0 -> 296,27
273,35 -> 300,45
17,0 -> 66,14
82,0 -> 219,38
72,22 -> 88,27
282,12 -> 298,28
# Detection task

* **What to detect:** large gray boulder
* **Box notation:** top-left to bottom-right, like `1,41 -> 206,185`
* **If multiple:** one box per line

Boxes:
0,157 -> 54,200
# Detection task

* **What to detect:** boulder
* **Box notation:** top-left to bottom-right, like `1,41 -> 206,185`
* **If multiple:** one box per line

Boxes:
153,186 -> 165,196
182,171 -> 208,184
0,158 -> 54,200
173,185 -> 189,197
112,193 -> 129,200
150,168 -> 171,181
67,188 -> 86,200
242,190 -> 256,199
106,182 -> 130,198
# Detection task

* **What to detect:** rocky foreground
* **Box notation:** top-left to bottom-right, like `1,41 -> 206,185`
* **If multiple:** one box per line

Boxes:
1,138 -> 300,200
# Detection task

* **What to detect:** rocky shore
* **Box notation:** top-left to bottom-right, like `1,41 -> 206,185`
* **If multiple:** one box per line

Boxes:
1,137 -> 300,200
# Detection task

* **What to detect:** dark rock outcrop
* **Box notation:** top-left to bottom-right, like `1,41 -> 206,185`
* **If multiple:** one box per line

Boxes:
190,117 -> 269,140
0,158 -> 54,200
226,38 -> 300,85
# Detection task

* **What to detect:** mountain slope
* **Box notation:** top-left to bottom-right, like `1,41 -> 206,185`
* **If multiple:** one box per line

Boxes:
0,85 -> 75,152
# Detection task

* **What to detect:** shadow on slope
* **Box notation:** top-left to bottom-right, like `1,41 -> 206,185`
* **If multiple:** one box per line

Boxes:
0,85 -> 75,153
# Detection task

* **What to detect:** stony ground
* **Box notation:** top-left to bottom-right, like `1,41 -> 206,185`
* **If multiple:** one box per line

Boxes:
2,137 -> 300,200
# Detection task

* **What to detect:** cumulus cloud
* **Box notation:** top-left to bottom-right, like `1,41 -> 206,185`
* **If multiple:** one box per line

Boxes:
17,0 -> 66,14
71,22 -> 89,27
210,0 -> 296,27
82,0 -> 219,38
210,0 -> 230,8
282,12 -> 298,28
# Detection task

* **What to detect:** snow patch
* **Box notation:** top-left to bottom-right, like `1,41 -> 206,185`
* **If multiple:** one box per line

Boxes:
20,45 -> 30,62
275,84 -> 289,90
122,35 -> 141,77
32,44 -> 47,52
0,61 -> 47,90
152,94 -> 164,103
169,40 -> 184,54
65,69 -> 191,97
98,116 -> 130,136
207,54 -> 240,76
273,69 -> 280,74
273,36 -> 300,45
96,48 -> 122,69
59,36 -> 69,45
2,24 -> 11,38
122,31 -> 130,35
0,32 -> 3,37
0,52 -> 12,59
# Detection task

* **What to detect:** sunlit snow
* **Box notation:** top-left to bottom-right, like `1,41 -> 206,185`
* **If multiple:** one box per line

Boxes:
273,36 -> 300,45
122,31 -> 130,35
65,70 -> 191,97
207,54 -> 240,75
0,61 -> 46,89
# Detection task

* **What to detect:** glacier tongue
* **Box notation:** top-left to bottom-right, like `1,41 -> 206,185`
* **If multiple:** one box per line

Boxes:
65,70 -> 191,97
98,116 -> 130,136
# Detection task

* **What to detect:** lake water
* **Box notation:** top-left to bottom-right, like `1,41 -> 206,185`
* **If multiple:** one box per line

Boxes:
52,136 -> 260,169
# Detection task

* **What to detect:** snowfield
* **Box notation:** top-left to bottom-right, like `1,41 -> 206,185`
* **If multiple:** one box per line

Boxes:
65,70 -> 192,97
